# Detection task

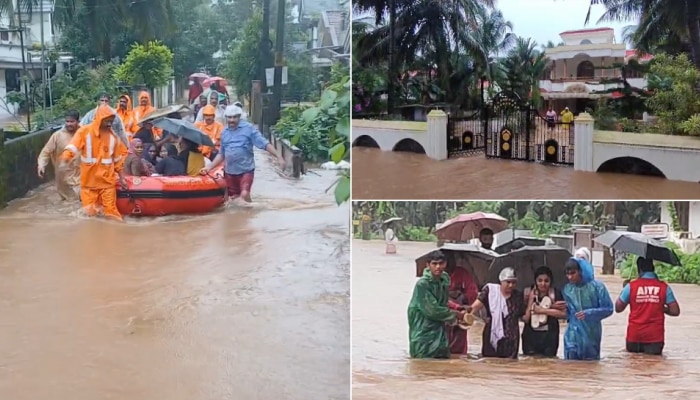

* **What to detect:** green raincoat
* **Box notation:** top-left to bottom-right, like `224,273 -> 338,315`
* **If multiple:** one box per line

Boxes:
408,268 -> 458,358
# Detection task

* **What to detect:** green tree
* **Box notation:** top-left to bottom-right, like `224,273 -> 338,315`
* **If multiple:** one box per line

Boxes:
0,0 -> 175,61
498,37 -> 548,106
165,0 -> 219,76
115,41 -> 174,89
645,53 -> 700,134
219,11 -> 262,98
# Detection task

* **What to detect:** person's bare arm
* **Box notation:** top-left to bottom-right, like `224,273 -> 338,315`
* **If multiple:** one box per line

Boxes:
665,301 -> 680,316
469,299 -> 484,314
615,298 -> 628,313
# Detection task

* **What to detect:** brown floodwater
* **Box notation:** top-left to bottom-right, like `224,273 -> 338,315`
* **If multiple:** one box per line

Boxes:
352,148 -> 700,199
0,153 -> 350,400
352,240 -> 700,399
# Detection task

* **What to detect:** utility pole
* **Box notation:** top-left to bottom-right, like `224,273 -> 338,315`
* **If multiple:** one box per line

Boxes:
270,0 -> 285,123
39,0 -> 46,122
260,0 -> 272,92
387,0 -> 396,116
3,9 -> 31,129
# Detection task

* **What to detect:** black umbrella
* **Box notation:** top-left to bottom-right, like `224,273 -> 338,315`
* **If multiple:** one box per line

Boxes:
487,245 -> 572,291
151,118 -> 215,147
593,231 -> 681,266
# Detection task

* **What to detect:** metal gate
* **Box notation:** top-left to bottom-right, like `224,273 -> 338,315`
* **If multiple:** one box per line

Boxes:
484,92 -> 574,165
447,111 -> 486,157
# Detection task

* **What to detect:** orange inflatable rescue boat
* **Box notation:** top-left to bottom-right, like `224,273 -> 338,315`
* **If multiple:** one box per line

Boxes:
116,172 -> 227,216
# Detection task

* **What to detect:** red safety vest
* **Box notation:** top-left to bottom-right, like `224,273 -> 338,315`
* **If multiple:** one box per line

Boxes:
627,278 -> 667,343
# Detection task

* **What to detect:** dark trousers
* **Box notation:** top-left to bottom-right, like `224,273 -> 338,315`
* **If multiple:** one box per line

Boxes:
626,341 -> 664,355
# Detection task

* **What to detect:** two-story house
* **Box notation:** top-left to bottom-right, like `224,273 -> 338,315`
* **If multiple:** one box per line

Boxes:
0,0 -> 71,119
539,27 -> 652,114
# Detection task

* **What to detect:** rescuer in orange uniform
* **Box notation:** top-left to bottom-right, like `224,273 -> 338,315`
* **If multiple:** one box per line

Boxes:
59,105 -> 128,221
195,105 -> 224,159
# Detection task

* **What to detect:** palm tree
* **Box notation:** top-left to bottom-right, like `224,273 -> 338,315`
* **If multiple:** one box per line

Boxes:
585,0 -> 700,69
354,0 -> 497,108
471,6 -> 515,79
498,37 -> 548,106
0,0 -> 175,60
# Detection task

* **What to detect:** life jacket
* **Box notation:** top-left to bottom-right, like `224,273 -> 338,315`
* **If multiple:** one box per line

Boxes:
627,278 -> 667,343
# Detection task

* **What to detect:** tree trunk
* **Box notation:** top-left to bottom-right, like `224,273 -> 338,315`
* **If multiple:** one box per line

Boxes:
685,0 -> 700,70
602,246 -> 615,275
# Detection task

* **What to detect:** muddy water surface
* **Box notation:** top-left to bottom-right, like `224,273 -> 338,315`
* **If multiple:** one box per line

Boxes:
352,148 -> 700,199
0,153 -> 350,400
352,240 -> 700,399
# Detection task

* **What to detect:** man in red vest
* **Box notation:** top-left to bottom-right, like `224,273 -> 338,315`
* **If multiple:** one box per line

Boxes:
615,257 -> 680,355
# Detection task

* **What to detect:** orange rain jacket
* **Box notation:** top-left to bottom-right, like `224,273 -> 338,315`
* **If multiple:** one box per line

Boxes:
195,105 -> 224,157
61,105 -> 128,189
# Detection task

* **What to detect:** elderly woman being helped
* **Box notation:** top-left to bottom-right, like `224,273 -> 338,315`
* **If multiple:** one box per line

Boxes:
522,266 -> 567,357
469,267 -> 526,358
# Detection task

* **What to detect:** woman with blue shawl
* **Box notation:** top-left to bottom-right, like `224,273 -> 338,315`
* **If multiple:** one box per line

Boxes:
562,257 -> 613,360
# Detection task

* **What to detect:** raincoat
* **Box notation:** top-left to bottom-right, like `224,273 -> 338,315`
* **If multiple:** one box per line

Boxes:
133,91 -> 163,140
116,94 -> 137,137
561,109 -> 574,129
408,268 -> 458,359
80,105 -> 129,146
133,91 -> 157,122
61,105 -> 128,221
37,126 -> 81,200
562,257 -> 613,360
195,105 -> 224,158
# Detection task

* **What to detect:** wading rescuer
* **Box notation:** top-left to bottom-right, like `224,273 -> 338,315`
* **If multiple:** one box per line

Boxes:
200,105 -> 285,203
59,105 -> 128,221
37,110 -> 81,200
615,257 -> 681,355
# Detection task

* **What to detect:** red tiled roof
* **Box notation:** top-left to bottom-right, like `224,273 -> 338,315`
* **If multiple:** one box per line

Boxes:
560,27 -> 614,35
625,50 -> 654,61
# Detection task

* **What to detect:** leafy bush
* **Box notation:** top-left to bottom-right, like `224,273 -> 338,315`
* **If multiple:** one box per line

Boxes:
398,226 -> 437,242
645,53 -> 700,135
619,242 -> 700,285
273,64 -> 350,204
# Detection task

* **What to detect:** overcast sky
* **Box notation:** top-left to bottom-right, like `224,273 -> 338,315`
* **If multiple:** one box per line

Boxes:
497,0 -> 633,47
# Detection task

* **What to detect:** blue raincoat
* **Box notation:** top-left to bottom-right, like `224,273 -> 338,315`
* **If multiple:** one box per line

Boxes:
562,257 -> 613,360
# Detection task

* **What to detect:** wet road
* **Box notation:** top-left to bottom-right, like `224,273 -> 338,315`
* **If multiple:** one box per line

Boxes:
352,240 -> 700,399
0,152 -> 350,400
351,148 -> 700,199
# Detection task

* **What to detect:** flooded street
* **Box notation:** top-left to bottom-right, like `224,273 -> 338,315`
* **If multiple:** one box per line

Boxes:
0,153 -> 350,400
352,240 -> 700,399
352,148 -> 700,199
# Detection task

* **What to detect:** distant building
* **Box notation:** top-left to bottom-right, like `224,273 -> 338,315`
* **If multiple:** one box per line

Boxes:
0,0 -> 72,119
538,27 -> 651,114
298,0 -> 349,67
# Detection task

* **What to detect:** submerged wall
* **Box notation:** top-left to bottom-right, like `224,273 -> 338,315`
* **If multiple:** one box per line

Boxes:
0,128 -> 55,207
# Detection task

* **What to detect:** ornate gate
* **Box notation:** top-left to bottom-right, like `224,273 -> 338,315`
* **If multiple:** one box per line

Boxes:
484,92 -> 574,165
447,111 -> 485,157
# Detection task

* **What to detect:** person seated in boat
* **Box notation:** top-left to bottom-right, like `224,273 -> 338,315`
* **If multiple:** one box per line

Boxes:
133,120 -> 174,148
155,143 -> 186,176
522,266 -> 567,357
176,137 -> 206,177
124,138 -> 151,177
143,143 -> 159,171
195,105 -> 224,160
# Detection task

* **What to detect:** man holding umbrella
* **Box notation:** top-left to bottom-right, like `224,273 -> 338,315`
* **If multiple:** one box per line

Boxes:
615,257 -> 681,355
